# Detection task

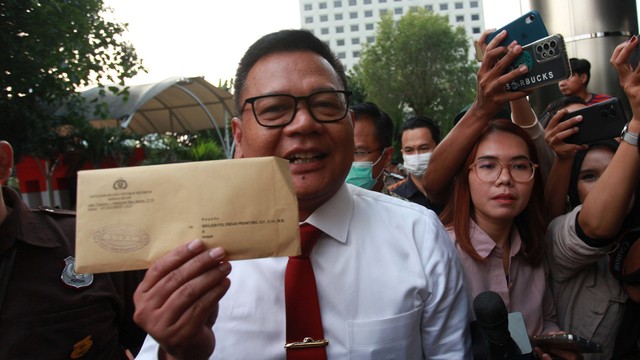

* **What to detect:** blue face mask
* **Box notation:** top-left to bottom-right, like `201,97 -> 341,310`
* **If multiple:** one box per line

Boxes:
346,151 -> 384,190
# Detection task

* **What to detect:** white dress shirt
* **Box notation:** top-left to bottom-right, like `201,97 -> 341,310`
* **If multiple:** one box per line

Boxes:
137,183 -> 471,359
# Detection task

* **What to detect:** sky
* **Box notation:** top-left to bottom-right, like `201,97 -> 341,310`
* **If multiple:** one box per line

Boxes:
101,0 -> 606,86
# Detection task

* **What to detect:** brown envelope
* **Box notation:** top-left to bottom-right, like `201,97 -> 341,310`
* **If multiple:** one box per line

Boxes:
75,157 -> 300,273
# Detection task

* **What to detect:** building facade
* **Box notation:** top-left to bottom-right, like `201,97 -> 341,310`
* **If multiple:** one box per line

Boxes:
299,0 -> 485,70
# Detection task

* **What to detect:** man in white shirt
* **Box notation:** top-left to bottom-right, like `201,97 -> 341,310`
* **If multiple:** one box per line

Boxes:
133,29 -> 470,360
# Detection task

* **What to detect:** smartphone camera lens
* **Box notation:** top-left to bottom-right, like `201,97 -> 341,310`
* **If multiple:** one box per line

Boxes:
543,43 -> 550,50
549,49 -> 555,56
542,52 -> 548,58
536,45 -> 543,53
550,40 -> 557,48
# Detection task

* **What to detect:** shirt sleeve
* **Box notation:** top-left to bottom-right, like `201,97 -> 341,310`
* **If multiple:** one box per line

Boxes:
546,206 -> 616,283
418,211 -> 472,359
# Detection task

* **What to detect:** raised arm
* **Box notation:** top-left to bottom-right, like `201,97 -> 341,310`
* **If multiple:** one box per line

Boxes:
578,37 -> 640,238
543,109 -> 587,221
422,30 -> 530,205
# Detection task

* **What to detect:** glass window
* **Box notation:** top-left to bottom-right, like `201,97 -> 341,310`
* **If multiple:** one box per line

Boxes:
425,5 -> 433,11
456,15 -> 464,22
319,2 -> 327,9
380,9 -> 388,15
379,0 -> 387,3
320,15 -> 328,22
473,27 -> 481,34
334,1 -> 342,7
336,26 -> 344,33
321,28 -> 329,35
367,36 -> 375,43
349,0 -> 357,5
350,11 -> 358,19
304,4 -> 312,11
470,1 -> 478,8
394,7 -> 402,15
364,0 -> 371,4
471,14 -> 479,21
352,37 -> 360,45
338,52 -> 346,59
410,6 -> 418,12
440,3 -> 448,11
365,10 -> 373,17
353,50 -> 360,58
305,17 -> 313,24
365,23 -> 374,30
335,13 -> 343,20
351,24 -> 359,31
455,2 -> 463,9
337,39 -> 345,46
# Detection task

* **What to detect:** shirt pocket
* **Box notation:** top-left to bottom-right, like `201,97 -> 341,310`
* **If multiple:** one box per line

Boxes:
347,307 -> 423,360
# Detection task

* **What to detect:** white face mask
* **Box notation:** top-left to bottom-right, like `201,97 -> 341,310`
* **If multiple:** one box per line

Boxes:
402,152 -> 432,177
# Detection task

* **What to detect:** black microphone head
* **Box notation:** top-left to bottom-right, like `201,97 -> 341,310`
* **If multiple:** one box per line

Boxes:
473,291 -> 510,345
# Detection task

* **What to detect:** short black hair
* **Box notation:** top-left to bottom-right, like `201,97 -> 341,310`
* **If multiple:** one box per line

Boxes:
233,29 -> 347,115
397,115 -> 441,145
540,95 -> 586,128
351,102 -> 394,148
570,58 -> 592,86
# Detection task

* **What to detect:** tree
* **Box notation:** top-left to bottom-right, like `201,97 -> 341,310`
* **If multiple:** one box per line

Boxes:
1,0 -> 144,159
356,8 -> 477,134
1,0 -> 144,206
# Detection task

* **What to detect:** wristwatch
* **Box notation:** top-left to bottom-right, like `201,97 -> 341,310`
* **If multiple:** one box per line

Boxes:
620,123 -> 639,149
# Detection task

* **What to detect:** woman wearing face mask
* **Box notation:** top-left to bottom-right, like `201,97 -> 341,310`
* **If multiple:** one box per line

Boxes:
388,116 -> 441,211
543,38 -> 640,359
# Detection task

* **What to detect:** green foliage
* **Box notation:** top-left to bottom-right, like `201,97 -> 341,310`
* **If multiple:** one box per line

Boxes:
140,133 -> 225,165
356,8 -> 478,134
0,0 -> 145,159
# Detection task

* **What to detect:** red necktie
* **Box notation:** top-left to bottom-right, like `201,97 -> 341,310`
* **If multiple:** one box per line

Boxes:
285,223 -> 328,359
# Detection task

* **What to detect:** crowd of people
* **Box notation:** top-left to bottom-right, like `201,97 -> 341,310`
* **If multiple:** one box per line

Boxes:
1,26 -> 639,360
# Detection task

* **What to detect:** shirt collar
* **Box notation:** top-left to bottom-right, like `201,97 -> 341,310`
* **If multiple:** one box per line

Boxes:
469,220 -> 523,258
304,183 -> 353,245
1,186 -> 61,249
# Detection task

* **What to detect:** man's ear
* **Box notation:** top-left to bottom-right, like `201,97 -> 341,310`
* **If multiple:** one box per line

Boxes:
231,117 -> 244,159
382,146 -> 394,167
579,73 -> 589,85
0,141 -> 14,181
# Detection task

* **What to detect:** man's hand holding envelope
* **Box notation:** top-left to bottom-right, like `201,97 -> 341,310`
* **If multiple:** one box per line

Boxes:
75,156 -> 300,274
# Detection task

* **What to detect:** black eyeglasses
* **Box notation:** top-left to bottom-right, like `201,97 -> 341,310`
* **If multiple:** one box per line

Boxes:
243,90 -> 352,128
469,159 -> 538,183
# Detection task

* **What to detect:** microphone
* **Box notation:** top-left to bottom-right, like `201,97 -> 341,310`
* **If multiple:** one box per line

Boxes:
472,291 -> 532,359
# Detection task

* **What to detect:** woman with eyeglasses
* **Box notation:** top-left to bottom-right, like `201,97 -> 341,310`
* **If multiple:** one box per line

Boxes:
424,29 -> 581,359
438,119 -> 557,337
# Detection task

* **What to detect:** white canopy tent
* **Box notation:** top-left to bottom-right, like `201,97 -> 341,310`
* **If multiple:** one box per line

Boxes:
64,76 -> 236,158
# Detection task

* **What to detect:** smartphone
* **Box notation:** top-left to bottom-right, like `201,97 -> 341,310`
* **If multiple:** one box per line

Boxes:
560,97 -> 627,144
504,34 -> 571,92
477,10 -> 549,61
531,333 -> 603,353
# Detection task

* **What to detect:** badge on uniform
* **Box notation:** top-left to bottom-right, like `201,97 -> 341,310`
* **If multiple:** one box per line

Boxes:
61,256 -> 94,288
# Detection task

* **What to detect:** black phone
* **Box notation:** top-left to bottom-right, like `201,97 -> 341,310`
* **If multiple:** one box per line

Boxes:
504,34 -> 571,92
559,97 -> 627,145
531,333 -> 603,353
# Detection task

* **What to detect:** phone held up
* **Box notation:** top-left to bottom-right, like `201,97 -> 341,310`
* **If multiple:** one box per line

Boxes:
531,333 -> 603,354
476,10 -> 549,61
504,34 -> 571,92
559,97 -> 627,145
